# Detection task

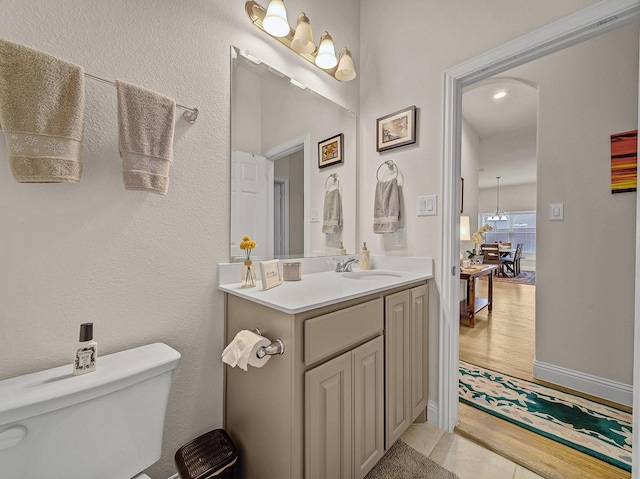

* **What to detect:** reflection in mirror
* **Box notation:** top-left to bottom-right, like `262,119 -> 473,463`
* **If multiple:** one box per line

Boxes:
230,46 -> 357,262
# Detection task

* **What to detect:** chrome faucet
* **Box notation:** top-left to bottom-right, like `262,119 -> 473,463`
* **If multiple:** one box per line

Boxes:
334,257 -> 359,272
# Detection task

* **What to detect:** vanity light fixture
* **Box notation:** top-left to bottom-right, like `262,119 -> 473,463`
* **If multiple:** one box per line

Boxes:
315,32 -> 337,69
291,13 -> 315,54
336,48 -> 356,81
263,0 -> 289,37
245,1 -> 357,82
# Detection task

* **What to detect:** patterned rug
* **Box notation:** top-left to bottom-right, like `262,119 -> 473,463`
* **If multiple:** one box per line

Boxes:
479,271 -> 535,285
459,361 -> 632,471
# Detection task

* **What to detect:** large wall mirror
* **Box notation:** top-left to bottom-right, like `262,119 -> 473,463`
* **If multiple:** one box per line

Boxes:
230,46 -> 357,262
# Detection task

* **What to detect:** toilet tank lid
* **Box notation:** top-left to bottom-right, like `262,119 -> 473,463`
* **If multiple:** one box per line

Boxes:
0,342 -> 181,425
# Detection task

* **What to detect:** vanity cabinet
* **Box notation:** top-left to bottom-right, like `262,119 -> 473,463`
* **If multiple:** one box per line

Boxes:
224,280 -> 428,479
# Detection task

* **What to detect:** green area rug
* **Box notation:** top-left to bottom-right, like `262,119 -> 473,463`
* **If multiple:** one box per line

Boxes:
459,361 -> 632,471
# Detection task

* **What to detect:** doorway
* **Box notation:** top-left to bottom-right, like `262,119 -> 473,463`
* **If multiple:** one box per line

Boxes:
439,3 -> 640,474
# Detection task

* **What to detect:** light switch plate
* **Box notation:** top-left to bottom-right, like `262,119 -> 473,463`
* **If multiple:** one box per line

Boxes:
418,195 -> 437,216
310,208 -> 321,223
550,203 -> 564,221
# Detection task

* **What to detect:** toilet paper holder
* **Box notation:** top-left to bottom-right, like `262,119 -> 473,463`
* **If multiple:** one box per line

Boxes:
252,328 -> 285,358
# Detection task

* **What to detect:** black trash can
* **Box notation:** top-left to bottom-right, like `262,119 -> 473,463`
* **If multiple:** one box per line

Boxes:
174,428 -> 238,479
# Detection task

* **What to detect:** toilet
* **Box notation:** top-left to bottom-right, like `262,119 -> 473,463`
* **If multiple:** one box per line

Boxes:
0,342 -> 180,479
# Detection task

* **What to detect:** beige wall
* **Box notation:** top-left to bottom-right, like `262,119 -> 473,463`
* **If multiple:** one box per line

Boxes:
523,24 -> 638,383
0,1 -> 359,478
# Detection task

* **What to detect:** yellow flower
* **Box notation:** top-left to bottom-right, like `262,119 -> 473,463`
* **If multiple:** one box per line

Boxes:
239,235 -> 257,259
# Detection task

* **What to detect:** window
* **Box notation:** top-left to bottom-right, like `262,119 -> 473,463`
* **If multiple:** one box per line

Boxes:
479,211 -> 536,255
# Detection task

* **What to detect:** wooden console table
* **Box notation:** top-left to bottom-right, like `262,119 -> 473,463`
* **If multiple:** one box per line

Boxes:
460,264 -> 498,327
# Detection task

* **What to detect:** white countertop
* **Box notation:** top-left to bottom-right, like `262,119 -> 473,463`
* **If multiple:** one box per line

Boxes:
218,256 -> 433,314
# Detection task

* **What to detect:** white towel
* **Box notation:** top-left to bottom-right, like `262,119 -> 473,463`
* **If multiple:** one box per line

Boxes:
373,178 -> 400,233
0,38 -> 85,183
322,188 -> 343,233
116,80 -> 176,194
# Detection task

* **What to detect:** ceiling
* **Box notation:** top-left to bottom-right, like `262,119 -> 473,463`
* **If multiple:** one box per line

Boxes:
462,77 -> 538,189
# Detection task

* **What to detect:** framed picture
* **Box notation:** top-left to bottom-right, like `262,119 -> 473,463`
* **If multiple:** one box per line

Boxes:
259,259 -> 282,290
376,105 -> 417,152
318,133 -> 344,169
611,129 -> 637,193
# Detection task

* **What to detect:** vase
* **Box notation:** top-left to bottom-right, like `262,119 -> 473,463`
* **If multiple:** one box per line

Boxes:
241,260 -> 257,288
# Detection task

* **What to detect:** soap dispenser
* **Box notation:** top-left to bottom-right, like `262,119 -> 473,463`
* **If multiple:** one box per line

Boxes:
336,241 -> 346,255
359,242 -> 370,270
72,322 -> 97,375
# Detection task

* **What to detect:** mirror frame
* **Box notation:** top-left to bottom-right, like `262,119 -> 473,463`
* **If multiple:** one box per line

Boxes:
439,0 -> 640,436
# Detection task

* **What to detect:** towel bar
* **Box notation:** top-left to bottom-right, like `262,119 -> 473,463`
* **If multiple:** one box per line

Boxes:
84,72 -> 199,124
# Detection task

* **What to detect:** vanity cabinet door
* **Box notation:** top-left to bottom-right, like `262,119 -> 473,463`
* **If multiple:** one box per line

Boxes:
305,337 -> 384,479
385,284 -> 429,447
385,290 -> 411,447
410,284 -> 429,421
353,336 -> 384,479
306,351 -> 353,479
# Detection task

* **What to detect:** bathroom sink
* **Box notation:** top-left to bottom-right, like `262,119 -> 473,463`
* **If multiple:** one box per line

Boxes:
342,270 -> 403,280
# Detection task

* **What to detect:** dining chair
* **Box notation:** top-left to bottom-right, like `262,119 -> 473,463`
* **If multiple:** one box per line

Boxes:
502,243 -> 523,277
480,243 -> 503,275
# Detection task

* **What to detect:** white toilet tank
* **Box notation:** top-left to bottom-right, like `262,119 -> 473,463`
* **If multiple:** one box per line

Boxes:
0,342 -> 180,479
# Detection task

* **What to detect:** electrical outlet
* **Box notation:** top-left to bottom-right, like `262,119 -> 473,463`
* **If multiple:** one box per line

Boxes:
395,227 -> 406,246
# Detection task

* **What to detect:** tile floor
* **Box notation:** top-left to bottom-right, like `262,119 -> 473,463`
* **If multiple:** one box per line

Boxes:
400,422 -> 545,479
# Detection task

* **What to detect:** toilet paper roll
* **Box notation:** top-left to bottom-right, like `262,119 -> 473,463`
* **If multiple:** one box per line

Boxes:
222,330 -> 271,371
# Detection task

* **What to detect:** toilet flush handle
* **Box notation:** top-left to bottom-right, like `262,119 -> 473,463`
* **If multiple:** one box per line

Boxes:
0,426 -> 27,450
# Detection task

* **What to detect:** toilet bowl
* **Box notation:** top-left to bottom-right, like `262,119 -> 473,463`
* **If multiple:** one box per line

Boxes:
0,342 -> 180,479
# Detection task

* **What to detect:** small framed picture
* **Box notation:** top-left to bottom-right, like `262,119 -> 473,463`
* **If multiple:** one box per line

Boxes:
318,133 -> 344,169
376,105 -> 417,152
259,259 -> 282,290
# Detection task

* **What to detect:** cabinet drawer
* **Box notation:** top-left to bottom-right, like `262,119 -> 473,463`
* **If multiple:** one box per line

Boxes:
305,298 -> 383,366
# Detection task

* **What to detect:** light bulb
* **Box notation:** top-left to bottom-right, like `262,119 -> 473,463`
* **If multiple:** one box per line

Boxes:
263,0 -> 289,38
315,32 -> 337,69
291,13 -> 315,54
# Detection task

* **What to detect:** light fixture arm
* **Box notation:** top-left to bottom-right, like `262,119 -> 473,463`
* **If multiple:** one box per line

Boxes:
245,1 -> 355,82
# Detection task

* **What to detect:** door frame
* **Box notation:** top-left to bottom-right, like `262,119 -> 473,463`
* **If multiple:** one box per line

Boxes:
439,0 -> 640,470
273,177 -> 290,257
264,133 -> 311,255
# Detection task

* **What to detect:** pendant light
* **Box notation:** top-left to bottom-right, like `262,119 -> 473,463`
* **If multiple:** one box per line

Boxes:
488,176 -> 508,221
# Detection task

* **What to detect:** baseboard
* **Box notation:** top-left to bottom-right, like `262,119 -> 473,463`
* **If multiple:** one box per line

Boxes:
533,360 -> 632,407
427,399 -> 439,425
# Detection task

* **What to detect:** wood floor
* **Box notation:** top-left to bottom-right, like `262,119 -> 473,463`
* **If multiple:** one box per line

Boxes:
456,279 -> 632,479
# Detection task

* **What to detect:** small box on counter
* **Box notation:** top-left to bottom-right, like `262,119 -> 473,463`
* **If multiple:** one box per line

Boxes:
283,262 -> 302,281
